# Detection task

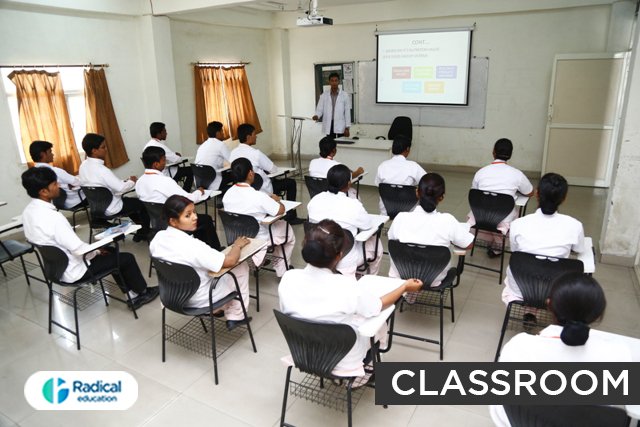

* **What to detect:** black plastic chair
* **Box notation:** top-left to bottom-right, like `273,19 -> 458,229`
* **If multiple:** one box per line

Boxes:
219,210 -> 291,312
388,116 -> 412,141
154,257 -> 256,385
274,309 -> 362,427
378,183 -> 417,219
465,189 -> 515,283
81,186 -> 123,243
191,164 -> 216,189
142,201 -> 168,277
387,240 -> 465,360
53,188 -> 89,229
494,252 -> 584,361
251,173 -> 264,191
304,175 -> 328,199
503,404 -> 630,427
32,240 -> 137,350
0,237 -> 41,287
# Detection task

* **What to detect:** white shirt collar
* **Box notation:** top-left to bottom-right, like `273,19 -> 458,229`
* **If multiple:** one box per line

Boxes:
304,264 -> 335,276
144,169 -> 162,175
539,324 -> 562,338
87,157 -> 105,165
534,208 -> 558,218
392,155 -> 406,161
32,198 -> 56,210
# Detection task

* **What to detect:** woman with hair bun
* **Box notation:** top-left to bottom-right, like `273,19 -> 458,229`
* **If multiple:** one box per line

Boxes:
387,173 -> 474,286
278,219 -> 423,374
491,273 -> 631,426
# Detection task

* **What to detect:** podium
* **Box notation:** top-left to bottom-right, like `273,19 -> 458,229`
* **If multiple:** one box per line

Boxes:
278,115 -> 313,178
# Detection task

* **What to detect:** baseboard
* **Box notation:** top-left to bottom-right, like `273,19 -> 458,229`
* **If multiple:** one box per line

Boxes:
599,253 -> 637,267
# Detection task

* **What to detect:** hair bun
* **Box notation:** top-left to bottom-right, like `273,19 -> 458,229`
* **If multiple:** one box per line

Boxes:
560,320 -> 590,346
302,239 -> 329,265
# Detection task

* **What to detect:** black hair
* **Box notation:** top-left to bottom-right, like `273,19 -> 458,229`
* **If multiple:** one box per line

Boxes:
418,173 -> 445,213
538,172 -> 568,215
302,219 -> 346,269
206,121 -> 223,138
82,133 -> 105,157
319,136 -> 337,158
149,122 -> 166,138
327,164 -> 351,194
231,157 -> 253,183
163,194 -> 194,222
29,140 -> 53,163
391,136 -> 411,155
548,273 -> 606,346
494,138 -> 513,161
21,166 -> 57,198
328,72 -> 340,80
142,146 -> 166,169
237,123 -> 255,143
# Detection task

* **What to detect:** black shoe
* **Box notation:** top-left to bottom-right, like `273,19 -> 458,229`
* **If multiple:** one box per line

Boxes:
129,287 -> 159,309
212,310 -> 225,318
523,313 -> 538,333
286,217 -> 306,226
132,231 -> 150,243
487,248 -> 502,258
226,316 -> 252,331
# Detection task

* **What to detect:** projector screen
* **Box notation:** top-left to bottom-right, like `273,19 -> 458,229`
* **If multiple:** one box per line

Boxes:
376,29 -> 472,105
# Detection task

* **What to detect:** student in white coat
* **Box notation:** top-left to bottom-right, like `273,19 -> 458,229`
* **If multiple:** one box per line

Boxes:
29,140 -> 85,209
229,123 -> 302,224
502,173 -> 585,305
307,164 -> 382,278
136,146 -> 222,250
312,72 -> 351,138
279,219 -> 423,376
223,158 -> 296,277
194,121 -> 231,191
490,273 -> 631,426
468,138 -> 534,257
375,136 -> 426,215
388,173 -> 474,287
150,195 -> 252,330
308,136 -> 363,199
143,122 -> 193,191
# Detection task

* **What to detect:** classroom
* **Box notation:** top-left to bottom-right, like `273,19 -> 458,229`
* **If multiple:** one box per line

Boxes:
1,0 -> 639,425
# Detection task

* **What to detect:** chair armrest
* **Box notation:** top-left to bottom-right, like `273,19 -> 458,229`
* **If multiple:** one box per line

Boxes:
358,305 -> 395,338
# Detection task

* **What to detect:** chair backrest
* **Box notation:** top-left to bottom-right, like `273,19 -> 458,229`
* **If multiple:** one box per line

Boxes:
191,164 -> 216,189
388,240 -> 451,288
468,189 -> 515,232
503,404 -> 630,427
273,309 -> 357,378
218,210 -> 260,245
34,245 -> 69,283
303,220 -> 355,255
388,116 -> 413,141
304,175 -> 328,199
152,258 -> 202,314
81,186 -> 114,218
378,183 -> 418,219
251,173 -> 264,191
509,251 -> 584,308
52,188 -> 68,210
143,201 -> 168,233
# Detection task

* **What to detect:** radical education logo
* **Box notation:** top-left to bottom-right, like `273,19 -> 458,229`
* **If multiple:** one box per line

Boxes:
25,371 -> 138,410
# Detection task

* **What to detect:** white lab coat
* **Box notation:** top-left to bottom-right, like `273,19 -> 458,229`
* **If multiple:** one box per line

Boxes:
315,89 -> 351,135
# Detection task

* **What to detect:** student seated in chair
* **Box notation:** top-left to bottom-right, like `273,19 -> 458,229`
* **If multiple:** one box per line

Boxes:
308,136 -> 363,198
194,121 -> 231,191
388,173 -> 473,286
29,140 -> 85,209
135,146 -> 223,250
223,158 -> 296,277
307,164 -> 382,278
229,123 -> 303,225
79,133 -> 151,241
150,195 -> 252,331
143,122 -> 193,191
468,138 -> 534,257
278,220 -> 422,377
374,135 -> 426,215
502,173 -> 585,305
21,167 -> 158,309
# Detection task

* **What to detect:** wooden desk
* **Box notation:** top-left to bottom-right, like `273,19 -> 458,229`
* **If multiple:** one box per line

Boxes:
208,238 -> 268,278
78,223 -> 141,255
515,193 -> 530,217
261,200 -> 301,225
355,214 -> 389,242
0,216 -> 23,235
334,138 -> 392,186
268,166 -> 296,179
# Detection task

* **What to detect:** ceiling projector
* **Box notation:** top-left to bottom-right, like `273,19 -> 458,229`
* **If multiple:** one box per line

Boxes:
296,0 -> 332,26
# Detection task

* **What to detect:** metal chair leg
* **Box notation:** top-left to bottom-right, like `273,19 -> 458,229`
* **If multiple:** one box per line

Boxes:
99,280 -> 109,306
19,255 -> 31,286
470,228 -> 479,256
73,288 -> 81,350
347,379 -> 354,427
499,236 -> 506,284
450,288 -> 456,322
280,366 -> 293,427
162,307 -> 167,362
495,304 -> 513,362
254,267 -> 260,312
210,313 -> 219,385
439,292 -> 444,360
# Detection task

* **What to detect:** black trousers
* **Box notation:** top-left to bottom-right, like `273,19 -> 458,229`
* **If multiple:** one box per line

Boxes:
82,249 -> 148,294
171,166 -> 194,192
119,198 -> 150,233
195,213 -> 222,250
329,120 -> 344,139
272,178 -> 298,220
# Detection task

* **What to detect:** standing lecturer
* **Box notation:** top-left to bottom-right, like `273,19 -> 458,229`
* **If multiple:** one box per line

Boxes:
312,72 -> 351,138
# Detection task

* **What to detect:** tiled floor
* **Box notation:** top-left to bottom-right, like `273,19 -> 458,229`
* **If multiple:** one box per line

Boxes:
0,167 -> 638,426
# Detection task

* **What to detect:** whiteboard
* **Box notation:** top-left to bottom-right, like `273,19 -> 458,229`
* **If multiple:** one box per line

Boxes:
357,57 -> 488,128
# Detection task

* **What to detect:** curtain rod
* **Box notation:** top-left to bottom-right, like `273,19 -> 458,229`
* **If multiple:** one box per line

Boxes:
192,61 -> 250,66
0,63 -> 109,69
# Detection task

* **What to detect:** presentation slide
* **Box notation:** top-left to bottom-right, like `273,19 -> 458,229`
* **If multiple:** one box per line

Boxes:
376,30 -> 472,105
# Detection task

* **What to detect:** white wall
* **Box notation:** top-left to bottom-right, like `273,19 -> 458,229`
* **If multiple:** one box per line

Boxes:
285,5 -> 611,171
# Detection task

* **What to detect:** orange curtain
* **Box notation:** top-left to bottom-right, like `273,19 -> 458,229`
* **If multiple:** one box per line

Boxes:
222,67 -> 262,139
8,70 -> 81,174
84,68 -> 129,168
